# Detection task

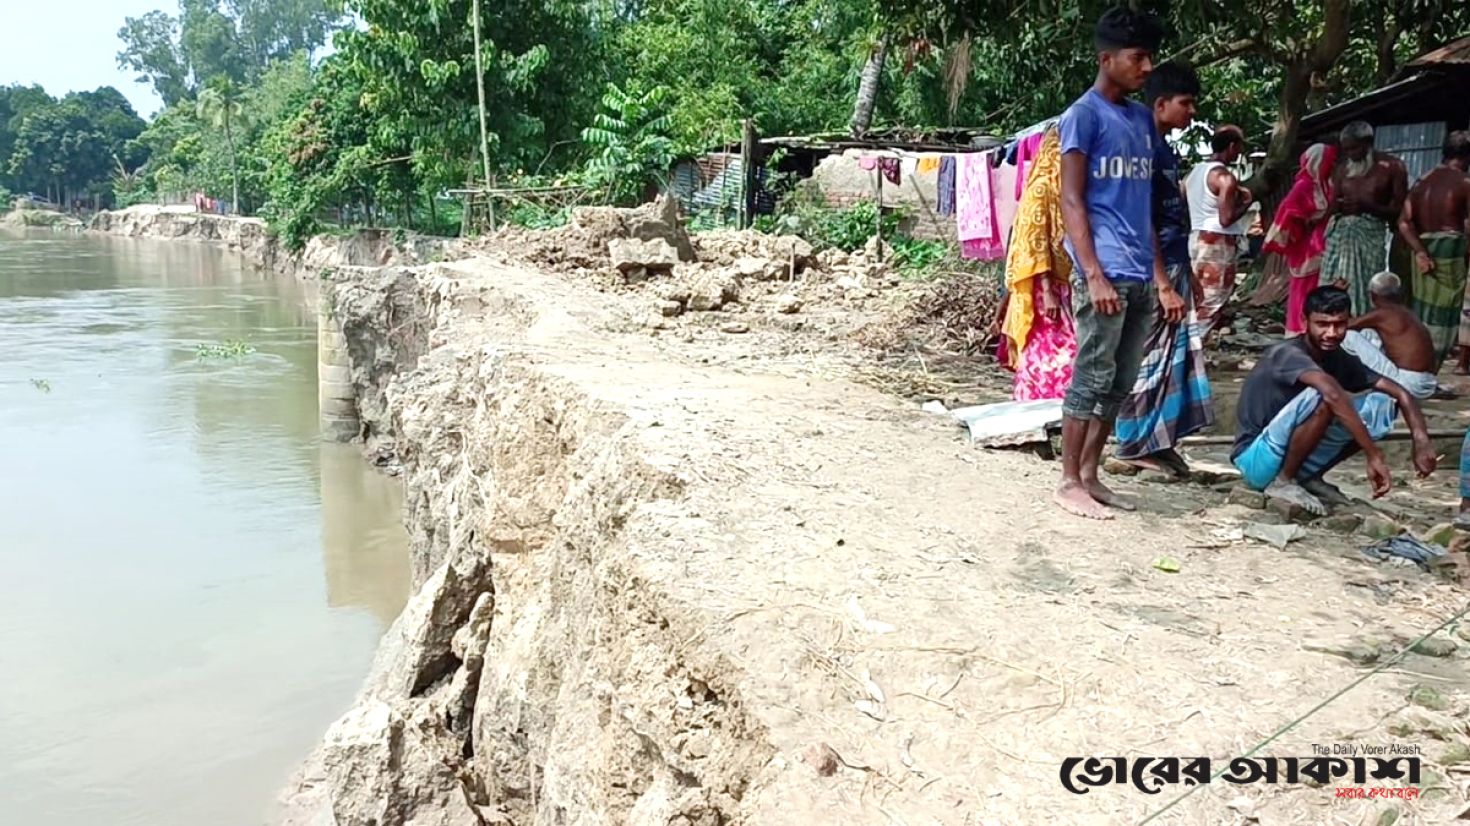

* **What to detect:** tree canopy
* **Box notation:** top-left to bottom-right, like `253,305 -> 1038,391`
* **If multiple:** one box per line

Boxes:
15,0 -> 1461,241
117,0 -> 340,106
0,85 -> 146,207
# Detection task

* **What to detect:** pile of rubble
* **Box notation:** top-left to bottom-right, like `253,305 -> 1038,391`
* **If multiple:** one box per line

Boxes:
479,196 -> 910,331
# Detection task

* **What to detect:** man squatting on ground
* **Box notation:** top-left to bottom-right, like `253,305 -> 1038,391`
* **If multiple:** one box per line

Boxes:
1231,286 -> 1435,516
1054,7 -> 1185,520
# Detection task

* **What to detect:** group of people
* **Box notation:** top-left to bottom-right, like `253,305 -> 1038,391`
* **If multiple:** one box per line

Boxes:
1002,6 -> 1470,521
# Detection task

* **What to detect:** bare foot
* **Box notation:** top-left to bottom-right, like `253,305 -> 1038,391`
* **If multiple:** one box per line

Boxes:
1265,479 -> 1326,515
1086,479 -> 1137,511
1153,448 -> 1191,477
1121,452 -> 1188,479
1055,481 -> 1113,520
1301,477 -> 1352,507
1119,456 -> 1170,475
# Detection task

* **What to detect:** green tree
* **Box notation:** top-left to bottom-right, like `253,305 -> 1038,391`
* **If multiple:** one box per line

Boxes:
118,0 -> 341,105
866,0 -> 1470,190
581,84 -> 675,203
196,77 -> 246,210
117,11 -> 190,106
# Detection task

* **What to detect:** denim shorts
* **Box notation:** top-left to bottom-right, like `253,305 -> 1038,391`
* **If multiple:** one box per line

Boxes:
1062,276 -> 1155,421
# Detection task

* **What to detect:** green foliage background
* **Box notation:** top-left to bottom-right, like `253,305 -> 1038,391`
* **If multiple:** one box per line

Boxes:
1,0 -> 1466,246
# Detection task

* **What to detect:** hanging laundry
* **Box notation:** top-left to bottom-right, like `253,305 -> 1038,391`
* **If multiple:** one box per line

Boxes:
964,156 -> 1007,261
879,157 -> 901,185
937,156 -> 956,216
1014,130 -> 1044,200
917,156 -> 940,174
900,156 -> 918,181
956,151 -> 995,254
857,155 -> 879,171
992,162 -> 1020,246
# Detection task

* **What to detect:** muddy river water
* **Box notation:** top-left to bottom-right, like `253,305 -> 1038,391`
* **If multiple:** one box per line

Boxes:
0,230 -> 410,826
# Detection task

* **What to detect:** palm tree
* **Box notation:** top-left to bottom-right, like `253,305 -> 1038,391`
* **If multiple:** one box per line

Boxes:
849,34 -> 889,138
196,77 -> 245,213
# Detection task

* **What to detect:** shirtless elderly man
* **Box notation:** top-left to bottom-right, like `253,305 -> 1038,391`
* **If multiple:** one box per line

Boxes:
1344,271 -> 1438,400
1231,286 -> 1435,515
1398,130 -> 1470,372
1324,121 -> 1408,315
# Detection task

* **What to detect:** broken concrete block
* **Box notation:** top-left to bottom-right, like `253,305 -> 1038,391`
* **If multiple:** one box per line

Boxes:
1318,513 -> 1364,533
775,294 -> 802,314
608,237 -> 679,277
732,256 -> 767,279
1268,496 -> 1317,524
1227,486 -> 1267,509
1411,636 -> 1458,658
687,275 -> 738,312
1421,522 -> 1457,548
1244,522 -> 1306,548
1359,514 -> 1406,540
658,300 -> 684,317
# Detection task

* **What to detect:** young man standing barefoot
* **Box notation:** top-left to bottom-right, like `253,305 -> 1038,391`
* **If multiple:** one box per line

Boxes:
1054,7 -> 1179,519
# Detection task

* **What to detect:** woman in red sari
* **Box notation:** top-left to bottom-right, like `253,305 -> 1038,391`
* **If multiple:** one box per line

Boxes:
1262,144 -> 1338,335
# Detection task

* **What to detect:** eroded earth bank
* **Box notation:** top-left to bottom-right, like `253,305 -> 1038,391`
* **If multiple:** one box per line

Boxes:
94,205 -> 1470,825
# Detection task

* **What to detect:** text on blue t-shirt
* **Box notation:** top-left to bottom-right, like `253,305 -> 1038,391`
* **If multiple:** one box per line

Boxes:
1058,89 -> 1157,282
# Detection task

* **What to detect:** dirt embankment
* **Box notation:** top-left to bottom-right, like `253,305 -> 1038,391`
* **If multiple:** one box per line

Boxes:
279,228 -> 1470,824
88,204 -> 458,277
90,199 -> 1470,823
2,208 -> 85,229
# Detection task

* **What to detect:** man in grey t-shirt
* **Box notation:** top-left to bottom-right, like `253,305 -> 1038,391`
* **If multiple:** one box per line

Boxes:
1231,286 -> 1435,514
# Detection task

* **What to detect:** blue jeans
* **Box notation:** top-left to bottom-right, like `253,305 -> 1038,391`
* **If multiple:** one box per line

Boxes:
1063,277 -> 1155,421
1233,389 -> 1398,491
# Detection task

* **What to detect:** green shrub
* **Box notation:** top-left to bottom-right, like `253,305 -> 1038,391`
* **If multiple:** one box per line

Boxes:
505,201 -> 570,229
890,237 -> 952,278
764,197 -> 902,253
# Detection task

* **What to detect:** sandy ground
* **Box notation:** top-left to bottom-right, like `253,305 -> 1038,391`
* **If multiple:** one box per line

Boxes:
89,204 -> 1470,824
429,245 -> 1470,825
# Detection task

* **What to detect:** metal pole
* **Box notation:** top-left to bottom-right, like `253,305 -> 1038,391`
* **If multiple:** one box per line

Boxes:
472,0 -> 492,194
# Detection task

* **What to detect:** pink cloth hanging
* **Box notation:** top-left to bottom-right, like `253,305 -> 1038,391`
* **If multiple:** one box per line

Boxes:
958,151 -> 1005,260
1014,131 -> 1044,200
857,155 -> 879,171
956,152 -> 993,241
992,162 -> 1020,250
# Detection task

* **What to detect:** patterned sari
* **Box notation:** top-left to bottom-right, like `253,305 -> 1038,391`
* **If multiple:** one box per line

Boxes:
1001,128 -> 1076,400
1262,144 -> 1336,334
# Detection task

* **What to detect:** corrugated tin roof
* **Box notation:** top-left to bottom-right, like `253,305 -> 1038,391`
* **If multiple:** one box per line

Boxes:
1299,72 -> 1448,135
1409,35 -> 1470,66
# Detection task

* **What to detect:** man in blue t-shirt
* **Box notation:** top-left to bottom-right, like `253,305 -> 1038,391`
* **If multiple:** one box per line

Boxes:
1054,7 -> 1183,520
1112,61 -> 1218,478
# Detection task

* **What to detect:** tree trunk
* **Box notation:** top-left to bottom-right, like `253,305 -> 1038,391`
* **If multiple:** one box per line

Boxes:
1375,16 -> 1401,86
1249,0 -> 1351,198
225,114 -> 241,216
849,34 -> 889,138
428,190 -> 438,232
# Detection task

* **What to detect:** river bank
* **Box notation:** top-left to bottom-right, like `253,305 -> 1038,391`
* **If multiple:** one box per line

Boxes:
89,205 -> 1470,824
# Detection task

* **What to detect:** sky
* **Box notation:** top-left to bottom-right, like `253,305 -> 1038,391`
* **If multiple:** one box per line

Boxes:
2,1 -> 170,118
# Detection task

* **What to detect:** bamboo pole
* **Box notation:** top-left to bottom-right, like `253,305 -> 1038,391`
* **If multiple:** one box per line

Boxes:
471,0 -> 493,227
1173,428 -> 1466,447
